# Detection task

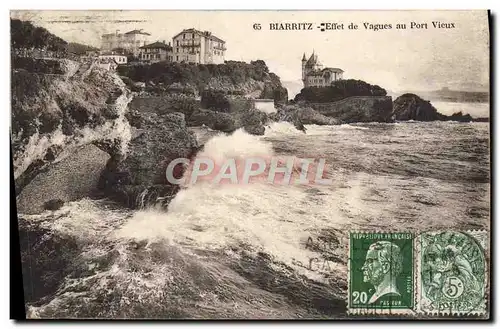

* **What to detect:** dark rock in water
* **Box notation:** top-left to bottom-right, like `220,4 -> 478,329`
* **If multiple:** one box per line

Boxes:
295,121 -> 307,134
187,108 -> 237,133
100,112 -> 199,209
393,94 -> 478,122
393,94 -> 446,121
447,111 -> 473,122
187,107 -> 269,136
16,145 -> 110,214
239,109 -> 269,136
18,218 -> 81,304
43,199 -> 64,211
295,105 -> 341,125
270,105 -> 340,132
244,124 -> 265,136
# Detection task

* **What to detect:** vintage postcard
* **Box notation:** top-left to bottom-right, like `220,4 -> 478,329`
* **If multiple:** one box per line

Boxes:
10,10 -> 490,320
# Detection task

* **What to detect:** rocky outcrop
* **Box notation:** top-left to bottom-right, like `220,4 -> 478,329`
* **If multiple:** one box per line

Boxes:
186,107 -> 269,136
12,65 -> 132,209
392,93 -> 445,121
268,105 -> 341,132
447,111 -> 474,122
306,96 -> 394,123
238,109 -> 270,136
187,108 -> 237,133
99,111 -> 199,209
393,94 -> 479,122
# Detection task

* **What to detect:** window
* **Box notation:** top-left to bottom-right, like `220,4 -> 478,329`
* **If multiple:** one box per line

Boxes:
176,55 -> 179,61
192,33 -> 194,39
183,34 -> 185,39
176,40 -> 179,46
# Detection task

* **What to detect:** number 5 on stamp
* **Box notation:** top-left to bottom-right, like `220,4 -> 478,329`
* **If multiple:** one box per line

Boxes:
417,231 -> 488,315
348,232 -> 415,314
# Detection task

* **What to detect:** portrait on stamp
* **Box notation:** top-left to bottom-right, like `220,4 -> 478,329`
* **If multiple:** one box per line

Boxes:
362,241 -> 403,304
349,233 -> 414,310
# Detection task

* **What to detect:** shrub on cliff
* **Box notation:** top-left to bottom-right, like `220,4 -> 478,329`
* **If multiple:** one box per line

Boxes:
294,79 -> 387,103
12,57 -> 65,74
11,19 -> 67,52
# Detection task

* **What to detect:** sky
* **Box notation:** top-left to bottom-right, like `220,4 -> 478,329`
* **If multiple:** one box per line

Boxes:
11,10 -> 490,93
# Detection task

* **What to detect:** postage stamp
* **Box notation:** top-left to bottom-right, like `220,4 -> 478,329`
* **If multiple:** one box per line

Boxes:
348,232 -> 415,314
417,230 -> 488,316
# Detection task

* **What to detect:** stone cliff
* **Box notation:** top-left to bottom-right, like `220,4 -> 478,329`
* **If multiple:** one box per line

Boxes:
12,61 -> 198,213
12,62 -> 132,213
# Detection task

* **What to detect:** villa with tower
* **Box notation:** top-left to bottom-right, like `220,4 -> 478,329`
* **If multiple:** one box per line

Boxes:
302,51 -> 344,88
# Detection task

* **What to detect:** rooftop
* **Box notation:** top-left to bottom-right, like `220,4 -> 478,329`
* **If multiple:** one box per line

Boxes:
306,67 -> 344,76
173,28 -> 225,43
322,67 -> 344,73
125,29 -> 151,36
102,29 -> 151,37
140,41 -> 173,50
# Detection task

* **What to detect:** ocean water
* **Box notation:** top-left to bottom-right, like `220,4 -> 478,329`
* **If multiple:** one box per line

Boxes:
20,119 -> 490,319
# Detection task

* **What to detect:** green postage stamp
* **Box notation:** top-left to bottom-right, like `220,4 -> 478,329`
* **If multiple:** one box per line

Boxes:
348,231 -> 488,316
417,231 -> 488,315
348,232 -> 415,314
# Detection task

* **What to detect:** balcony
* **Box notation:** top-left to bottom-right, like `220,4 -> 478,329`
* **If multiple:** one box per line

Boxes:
180,42 -> 201,47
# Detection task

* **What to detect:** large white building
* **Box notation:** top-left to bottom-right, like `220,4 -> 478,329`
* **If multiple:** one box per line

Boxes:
172,28 -> 226,64
301,51 -> 344,88
101,29 -> 152,56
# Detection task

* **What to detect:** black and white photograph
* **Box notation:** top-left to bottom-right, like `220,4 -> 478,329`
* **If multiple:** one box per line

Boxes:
10,9 -> 491,320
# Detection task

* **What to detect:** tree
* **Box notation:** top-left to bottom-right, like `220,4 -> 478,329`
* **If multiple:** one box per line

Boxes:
294,79 -> 387,103
11,19 -> 67,52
